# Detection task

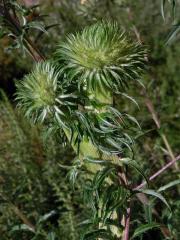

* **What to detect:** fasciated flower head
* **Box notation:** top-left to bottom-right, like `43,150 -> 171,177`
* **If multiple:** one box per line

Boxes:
16,61 -> 77,125
55,21 -> 146,93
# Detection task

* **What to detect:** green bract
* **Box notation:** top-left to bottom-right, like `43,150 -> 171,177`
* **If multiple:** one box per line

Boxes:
55,21 -> 146,93
15,61 -> 77,125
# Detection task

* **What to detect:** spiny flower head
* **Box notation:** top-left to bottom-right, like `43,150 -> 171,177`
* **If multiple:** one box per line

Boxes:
16,61 -> 77,125
55,21 -> 146,94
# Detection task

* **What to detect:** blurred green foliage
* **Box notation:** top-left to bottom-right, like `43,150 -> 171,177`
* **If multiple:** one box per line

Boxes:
0,92 -> 86,239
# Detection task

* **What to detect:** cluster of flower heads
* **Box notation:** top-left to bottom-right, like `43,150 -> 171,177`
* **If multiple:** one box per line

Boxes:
16,21 -> 146,155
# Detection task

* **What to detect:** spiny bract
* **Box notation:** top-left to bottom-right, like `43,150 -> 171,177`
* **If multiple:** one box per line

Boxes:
15,61 -> 77,125
55,21 -> 146,93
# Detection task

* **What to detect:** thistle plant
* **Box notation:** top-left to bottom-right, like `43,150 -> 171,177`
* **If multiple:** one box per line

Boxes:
15,21 -> 148,239
13,17 -> 180,240
1,1 -> 180,239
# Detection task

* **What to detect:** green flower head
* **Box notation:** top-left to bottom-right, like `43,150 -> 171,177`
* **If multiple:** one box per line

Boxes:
16,61 -> 77,125
55,21 -> 146,93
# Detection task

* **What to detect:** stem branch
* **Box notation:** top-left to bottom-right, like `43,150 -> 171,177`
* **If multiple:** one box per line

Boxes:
134,155 -> 180,191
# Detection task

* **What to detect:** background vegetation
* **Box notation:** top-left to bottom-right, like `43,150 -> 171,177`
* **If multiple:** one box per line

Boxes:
0,0 -> 179,239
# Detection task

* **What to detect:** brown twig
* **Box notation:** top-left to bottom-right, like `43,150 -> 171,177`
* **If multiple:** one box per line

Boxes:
0,193 -> 35,231
2,0 -> 45,62
23,36 -> 45,62
11,204 -> 35,231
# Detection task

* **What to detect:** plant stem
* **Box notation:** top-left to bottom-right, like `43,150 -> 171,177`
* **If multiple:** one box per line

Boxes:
122,155 -> 179,240
122,205 -> 131,240
134,155 -> 180,191
2,0 -> 45,62
118,169 -> 131,240
11,204 -> 35,232
23,36 -> 45,61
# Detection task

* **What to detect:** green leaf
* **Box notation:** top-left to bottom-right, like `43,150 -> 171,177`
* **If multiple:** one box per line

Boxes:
11,224 -> 35,233
38,210 -> 56,224
161,0 -> 166,21
171,0 -> 176,20
139,189 -> 171,210
82,229 -> 113,240
119,92 -> 139,108
158,179 -> 180,192
0,29 -> 7,39
47,232 -> 56,240
84,156 -> 107,164
144,204 -> 153,224
132,222 -> 161,239
93,167 -> 115,189
125,114 -> 141,129
121,158 -> 149,185
166,24 -> 180,45
25,21 -> 47,33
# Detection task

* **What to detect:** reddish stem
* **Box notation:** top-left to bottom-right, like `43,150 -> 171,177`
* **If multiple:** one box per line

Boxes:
122,155 -> 179,240
134,155 -> 180,191
122,205 -> 131,240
